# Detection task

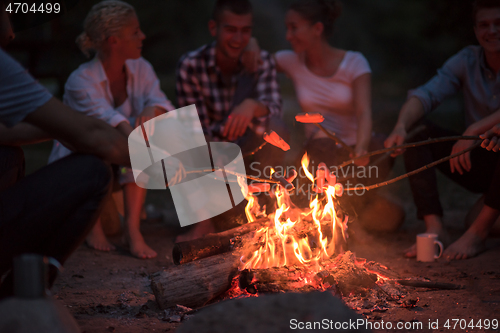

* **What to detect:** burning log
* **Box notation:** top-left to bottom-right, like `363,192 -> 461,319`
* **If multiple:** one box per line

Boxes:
151,251 -> 240,309
238,252 -> 379,297
173,218 -> 268,265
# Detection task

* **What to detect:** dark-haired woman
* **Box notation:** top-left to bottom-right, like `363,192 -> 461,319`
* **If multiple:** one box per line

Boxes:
246,0 -> 402,233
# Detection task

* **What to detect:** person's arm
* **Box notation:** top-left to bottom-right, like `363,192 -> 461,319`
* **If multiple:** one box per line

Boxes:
385,50 -> 465,154
223,52 -> 282,141
0,121 -> 50,145
384,96 -> 426,156
175,57 -> 211,136
135,59 -> 174,127
352,73 -> 372,166
23,97 -> 131,166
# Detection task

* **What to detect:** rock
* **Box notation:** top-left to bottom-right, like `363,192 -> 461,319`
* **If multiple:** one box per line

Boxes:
176,292 -> 371,333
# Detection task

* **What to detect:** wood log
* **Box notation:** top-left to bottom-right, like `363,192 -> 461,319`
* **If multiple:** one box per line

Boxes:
151,251 -> 240,309
173,218 -> 268,265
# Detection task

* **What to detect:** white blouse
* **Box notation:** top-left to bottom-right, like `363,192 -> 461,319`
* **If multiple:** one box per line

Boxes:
275,50 -> 371,146
49,56 -> 174,163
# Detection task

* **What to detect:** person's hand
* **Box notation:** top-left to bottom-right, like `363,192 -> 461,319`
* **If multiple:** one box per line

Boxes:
449,139 -> 474,175
223,100 -> 255,141
241,37 -> 262,73
384,124 -> 407,157
351,146 -> 369,166
480,124 -> 500,152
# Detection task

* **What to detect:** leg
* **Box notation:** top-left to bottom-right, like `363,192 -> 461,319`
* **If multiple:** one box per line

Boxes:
0,153 -> 111,296
444,157 -> 500,260
403,122 -> 457,256
122,182 -> 157,259
85,218 -> 116,251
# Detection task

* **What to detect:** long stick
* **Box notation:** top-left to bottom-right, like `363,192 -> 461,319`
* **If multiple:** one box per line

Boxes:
343,142 -> 481,192
243,141 -> 268,158
336,135 -> 481,169
314,123 -> 353,153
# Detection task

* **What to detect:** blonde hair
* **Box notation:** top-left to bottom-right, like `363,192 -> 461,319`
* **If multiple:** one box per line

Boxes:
76,0 -> 136,58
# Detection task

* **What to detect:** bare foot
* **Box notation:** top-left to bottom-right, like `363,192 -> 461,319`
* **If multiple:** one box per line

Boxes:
404,244 -> 417,258
86,226 -> 116,252
443,231 -> 486,260
124,233 -> 157,259
175,220 -> 216,243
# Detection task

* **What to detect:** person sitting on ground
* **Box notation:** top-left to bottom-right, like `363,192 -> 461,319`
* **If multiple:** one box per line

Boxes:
175,0 -> 287,240
244,0 -> 402,233
0,0 -> 130,298
385,0 -> 500,260
48,0 -> 175,259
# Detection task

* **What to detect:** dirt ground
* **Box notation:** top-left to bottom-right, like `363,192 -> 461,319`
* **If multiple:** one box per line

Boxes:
50,176 -> 500,333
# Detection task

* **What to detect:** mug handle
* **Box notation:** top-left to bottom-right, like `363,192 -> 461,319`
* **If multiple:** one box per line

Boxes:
434,240 -> 444,259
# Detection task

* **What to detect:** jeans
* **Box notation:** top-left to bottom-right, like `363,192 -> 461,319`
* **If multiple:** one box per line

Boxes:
404,121 -> 500,219
0,146 -> 112,297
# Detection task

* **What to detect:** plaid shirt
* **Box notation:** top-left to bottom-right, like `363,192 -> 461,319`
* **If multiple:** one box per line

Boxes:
176,42 -> 282,139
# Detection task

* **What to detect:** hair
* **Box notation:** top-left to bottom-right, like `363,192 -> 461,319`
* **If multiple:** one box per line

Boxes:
76,0 -> 136,58
289,0 -> 342,39
473,0 -> 500,23
212,0 -> 253,23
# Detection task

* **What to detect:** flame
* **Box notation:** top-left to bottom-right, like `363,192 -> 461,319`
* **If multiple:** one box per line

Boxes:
240,153 -> 347,273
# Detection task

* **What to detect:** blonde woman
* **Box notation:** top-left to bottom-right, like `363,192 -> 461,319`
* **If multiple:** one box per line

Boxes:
49,0 -> 174,259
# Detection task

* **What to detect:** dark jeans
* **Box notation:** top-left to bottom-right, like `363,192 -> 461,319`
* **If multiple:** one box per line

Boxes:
404,122 -> 500,219
0,146 -> 112,297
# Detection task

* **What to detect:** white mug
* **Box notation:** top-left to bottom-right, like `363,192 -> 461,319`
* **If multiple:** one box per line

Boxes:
416,233 -> 443,262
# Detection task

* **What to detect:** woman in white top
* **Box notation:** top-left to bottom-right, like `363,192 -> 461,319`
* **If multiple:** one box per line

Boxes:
247,0 -> 401,232
49,0 -> 174,259
277,0 -> 373,168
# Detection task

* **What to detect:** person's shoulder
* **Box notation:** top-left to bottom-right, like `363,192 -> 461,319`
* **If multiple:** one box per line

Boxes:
454,45 -> 482,63
274,50 -> 299,65
126,57 -> 155,73
343,50 -> 371,71
178,44 -> 212,67
344,50 -> 369,63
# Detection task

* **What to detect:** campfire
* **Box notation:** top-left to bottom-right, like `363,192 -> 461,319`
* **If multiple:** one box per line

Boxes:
149,152 -> 431,314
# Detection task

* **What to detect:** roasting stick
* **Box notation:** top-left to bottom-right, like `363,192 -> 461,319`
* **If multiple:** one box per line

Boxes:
314,123 -> 353,154
337,135 -> 482,169
343,141 -> 482,192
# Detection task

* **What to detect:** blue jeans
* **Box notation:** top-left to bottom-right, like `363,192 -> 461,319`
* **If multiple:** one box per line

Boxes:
0,146 -> 112,297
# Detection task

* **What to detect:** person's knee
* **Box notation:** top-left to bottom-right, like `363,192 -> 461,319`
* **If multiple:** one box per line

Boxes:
72,154 -> 113,192
0,145 -> 24,168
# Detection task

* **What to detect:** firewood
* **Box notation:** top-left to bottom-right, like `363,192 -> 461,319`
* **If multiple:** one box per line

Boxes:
173,218 -> 268,265
395,279 -> 463,290
151,251 -> 240,309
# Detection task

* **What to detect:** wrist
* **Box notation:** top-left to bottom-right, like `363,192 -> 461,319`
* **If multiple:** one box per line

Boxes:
464,124 -> 479,136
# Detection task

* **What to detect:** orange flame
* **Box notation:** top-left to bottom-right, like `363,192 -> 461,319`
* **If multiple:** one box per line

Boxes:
240,153 -> 347,273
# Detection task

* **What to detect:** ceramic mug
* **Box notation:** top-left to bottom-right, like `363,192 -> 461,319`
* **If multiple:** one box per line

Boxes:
416,233 -> 443,262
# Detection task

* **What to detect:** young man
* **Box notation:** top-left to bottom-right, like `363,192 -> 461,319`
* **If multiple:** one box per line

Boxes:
385,0 -> 500,260
176,0 -> 286,168
175,0 -> 287,240
0,2 -> 131,297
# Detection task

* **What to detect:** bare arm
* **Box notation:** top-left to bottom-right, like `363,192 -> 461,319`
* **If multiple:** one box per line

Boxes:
352,73 -> 372,165
0,122 -> 51,145
23,97 -> 131,166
